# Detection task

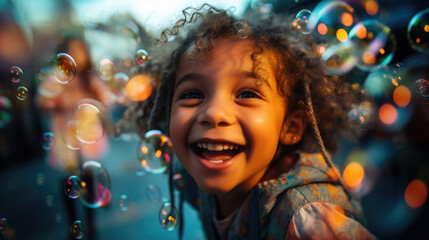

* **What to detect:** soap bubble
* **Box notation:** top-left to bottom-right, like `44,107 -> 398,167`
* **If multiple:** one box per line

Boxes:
135,49 -> 150,66
407,9 -> 429,52
52,53 -> 77,84
0,96 -> 12,128
173,173 -> 186,192
70,220 -> 84,239
146,185 -> 162,203
159,202 -> 179,231
321,41 -> 357,75
293,9 -> 312,34
79,161 -> 111,208
73,102 -> 105,144
308,1 -> 359,44
16,86 -> 28,100
9,66 -> 23,83
364,65 -> 396,98
349,20 -> 396,71
64,175 -> 82,199
46,194 -> 54,207
348,101 -> 373,127
36,172 -> 45,186
416,78 -> 429,103
63,120 -> 81,150
137,130 -> 173,174
41,132 -> 54,150
98,58 -> 115,81
0,218 -> 7,235
119,194 -> 128,211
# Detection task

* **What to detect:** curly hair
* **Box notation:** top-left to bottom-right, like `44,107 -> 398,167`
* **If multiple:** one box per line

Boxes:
141,4 -> 363,154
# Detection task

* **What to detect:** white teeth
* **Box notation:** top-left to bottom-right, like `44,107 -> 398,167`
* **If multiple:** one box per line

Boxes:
196,142 -> 239,151
209,160 -> 224,163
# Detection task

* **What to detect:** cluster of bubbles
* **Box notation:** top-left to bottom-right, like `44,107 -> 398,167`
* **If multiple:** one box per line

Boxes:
64,161 -> 111,208
294,1 -> 429,76
137,130 -> 173,174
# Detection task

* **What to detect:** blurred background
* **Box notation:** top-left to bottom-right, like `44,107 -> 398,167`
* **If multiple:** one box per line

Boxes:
0,0 -> 428,239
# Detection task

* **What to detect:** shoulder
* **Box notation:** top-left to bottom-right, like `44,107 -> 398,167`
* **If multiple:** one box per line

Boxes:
287,201 -> 376,240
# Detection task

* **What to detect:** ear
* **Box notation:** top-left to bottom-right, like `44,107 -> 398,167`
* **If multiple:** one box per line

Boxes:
280,109 -> 308,145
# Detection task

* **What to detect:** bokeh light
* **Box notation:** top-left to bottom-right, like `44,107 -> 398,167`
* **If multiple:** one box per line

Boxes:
52,53 -> 77,84
9,66 -> 23,83
349,20 -> 396,70
70,220 -> 84,239
79,161 -> 111,208
393,86 -> 411,107
159,201 -> 179,231
404,179 -> 428,208
343,162 -> 365,189
125,74 -> 152,102
137,130 -> 173,174
407,9 -> 429,52
379,103 -> 398,125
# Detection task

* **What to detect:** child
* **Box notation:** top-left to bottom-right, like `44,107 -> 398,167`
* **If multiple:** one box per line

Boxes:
138,5 -> 375,240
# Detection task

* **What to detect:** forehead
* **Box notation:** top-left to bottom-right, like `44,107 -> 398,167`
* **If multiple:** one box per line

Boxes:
177,36 -> 276,78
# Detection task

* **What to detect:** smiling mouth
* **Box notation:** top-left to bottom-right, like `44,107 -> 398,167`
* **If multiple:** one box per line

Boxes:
192,142 -> 243,163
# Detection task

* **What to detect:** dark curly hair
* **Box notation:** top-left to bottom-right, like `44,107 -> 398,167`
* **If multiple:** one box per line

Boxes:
141,4 -> 363,154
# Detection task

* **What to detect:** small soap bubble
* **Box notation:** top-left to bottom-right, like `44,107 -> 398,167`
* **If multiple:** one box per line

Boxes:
119,194 -> 128,211
137,130 -> 173,174
55,213 -> 63,223
321,41 -> 357,75
0,218 -> 7,235
416,79 -> 429,103
46,194 -> 54,207
53,53 -> 77,84
135,162 -> 145,176
70,220 -> 84,239
407,9 -> 429,52
64,175 -> 82,199
135,49 -> 150,66
74,103 -> 105,144
173,173 -> 185,192
98,58 -> 115,81
349,20 -> 396,71
146,185 -> 161,203
36,173 -> 45,186
0,96 -> 12,129
159,202 -> 179,231
237,28 -> 248,39
79,161 -> 111,208
9,66 -> 23,83
16,86 -> 28,100
293,9 -> 312,34
348,101 -> 373,127
41,132 -> 54,150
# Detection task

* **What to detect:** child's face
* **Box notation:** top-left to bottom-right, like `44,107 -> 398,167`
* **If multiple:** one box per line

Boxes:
170,36 -> 287,194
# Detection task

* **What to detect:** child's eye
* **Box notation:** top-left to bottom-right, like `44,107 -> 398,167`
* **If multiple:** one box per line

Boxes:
236,89 -> 261,99
180,90 -> 204,99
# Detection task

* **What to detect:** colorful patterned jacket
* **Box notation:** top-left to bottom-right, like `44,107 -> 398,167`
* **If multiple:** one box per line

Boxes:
178,153 -> 376,239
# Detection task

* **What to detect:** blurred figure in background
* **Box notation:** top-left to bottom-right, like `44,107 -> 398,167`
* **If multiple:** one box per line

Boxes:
37,33 -> 112,171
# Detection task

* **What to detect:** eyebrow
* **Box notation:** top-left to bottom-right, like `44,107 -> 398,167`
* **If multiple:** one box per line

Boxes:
234,70 -> 272,89
175,73 -> 203,89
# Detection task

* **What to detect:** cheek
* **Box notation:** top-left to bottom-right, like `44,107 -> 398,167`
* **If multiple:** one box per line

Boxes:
169,108 -> 194,150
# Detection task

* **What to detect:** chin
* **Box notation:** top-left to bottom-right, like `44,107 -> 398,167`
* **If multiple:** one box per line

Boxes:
194,177 -> 234,195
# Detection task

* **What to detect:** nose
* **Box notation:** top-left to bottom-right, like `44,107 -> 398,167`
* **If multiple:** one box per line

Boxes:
197,96 -> 235,127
